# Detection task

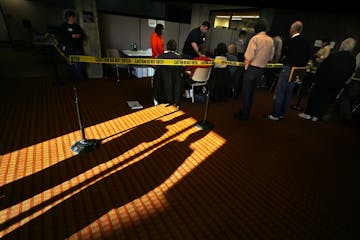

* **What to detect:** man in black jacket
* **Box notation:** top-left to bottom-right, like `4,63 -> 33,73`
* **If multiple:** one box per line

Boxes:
266,21 -> 310,120
58,10 -> 86,81
182,21 -> 210,59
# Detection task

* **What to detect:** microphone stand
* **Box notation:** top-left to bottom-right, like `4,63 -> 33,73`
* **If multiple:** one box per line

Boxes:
195,66 -> 214,130
70,63 -> 99,154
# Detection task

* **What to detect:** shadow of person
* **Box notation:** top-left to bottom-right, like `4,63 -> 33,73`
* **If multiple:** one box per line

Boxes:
0,111 -> 186,212
1,128 -> 209,240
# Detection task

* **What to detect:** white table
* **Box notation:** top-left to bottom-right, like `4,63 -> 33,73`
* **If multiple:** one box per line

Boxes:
122,49 -> 153,77
122,49 -> 152,57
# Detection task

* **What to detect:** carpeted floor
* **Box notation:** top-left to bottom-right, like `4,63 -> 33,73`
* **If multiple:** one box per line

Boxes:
0,69 -> 358,239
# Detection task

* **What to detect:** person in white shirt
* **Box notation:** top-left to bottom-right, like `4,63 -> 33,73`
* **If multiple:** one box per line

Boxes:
234,19 -> 274,121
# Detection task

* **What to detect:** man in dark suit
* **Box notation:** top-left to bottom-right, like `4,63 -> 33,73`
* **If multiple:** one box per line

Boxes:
266,21 -> 310,120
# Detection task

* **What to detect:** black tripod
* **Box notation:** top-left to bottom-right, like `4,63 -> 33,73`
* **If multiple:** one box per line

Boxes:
70,64 -> 99,154
195,67 -> 214,130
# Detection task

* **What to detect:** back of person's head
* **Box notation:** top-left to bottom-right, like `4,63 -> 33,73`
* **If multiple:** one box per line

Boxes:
339,37 -> 356,52
167,39 -> 177,51
239,30 -> 247,37
64,10 -> 76,21
215,42 -> 227,56
254,19 -> 267,34
291,21 -> 303,34
201,21 -> 211,30
155,24 -> 164,36
227,44 -> 237,55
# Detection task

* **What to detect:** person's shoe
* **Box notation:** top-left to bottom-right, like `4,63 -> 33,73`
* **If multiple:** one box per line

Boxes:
298,112 -> 311,120
279,116 -> 285,120
311,116 -> 318,122
266,114 -> 280,121
263,113 -> 280,121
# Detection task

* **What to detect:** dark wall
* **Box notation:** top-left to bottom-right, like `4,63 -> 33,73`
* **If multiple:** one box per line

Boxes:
270,9 -> 360,54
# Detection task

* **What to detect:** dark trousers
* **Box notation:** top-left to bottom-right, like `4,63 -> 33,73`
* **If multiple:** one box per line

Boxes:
65,46 -> 86,81
241,65 -> 265,117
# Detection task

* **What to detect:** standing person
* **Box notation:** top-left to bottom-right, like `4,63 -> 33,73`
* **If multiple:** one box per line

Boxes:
182,21 -> 210,59
262,32 -> 284,89
298,37 -> 357,122
236,30 -> 247,61
272,32 -> 284,63
150,23 -> 164,58
227,43 -> 242,97
233,19 -> 274,121
265,20 -> 311,121
58,10 -> 86,81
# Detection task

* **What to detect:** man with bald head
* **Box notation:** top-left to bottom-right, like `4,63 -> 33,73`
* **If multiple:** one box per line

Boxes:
266,21 -> 311,120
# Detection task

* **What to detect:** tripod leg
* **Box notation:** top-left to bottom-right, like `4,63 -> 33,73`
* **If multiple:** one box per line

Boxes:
70,70 -> 99,154
196,68 -> 214,130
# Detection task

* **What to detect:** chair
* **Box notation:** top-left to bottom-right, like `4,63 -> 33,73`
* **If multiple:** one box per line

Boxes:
106,49 -> 121,82
211,56 -> 231,101
190,67 -> 212,103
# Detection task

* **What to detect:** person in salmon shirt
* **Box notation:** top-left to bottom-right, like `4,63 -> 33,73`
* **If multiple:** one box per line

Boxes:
151,23 -> 164,58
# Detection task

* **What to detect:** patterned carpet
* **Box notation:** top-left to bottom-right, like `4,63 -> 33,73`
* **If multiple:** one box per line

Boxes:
0,73 -> 358,239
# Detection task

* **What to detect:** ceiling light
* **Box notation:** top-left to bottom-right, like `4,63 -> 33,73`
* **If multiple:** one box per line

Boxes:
231,16 -> 242,20
235,15 -> 260,18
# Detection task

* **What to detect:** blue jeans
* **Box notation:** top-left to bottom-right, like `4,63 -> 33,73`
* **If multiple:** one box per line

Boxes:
272,65 -> 295,117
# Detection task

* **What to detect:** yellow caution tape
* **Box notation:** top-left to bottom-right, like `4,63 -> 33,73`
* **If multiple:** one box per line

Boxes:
65,54 -> 283,68
50,40 -> 283,68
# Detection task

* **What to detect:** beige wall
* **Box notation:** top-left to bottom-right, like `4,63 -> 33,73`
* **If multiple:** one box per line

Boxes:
99,13 -> 190,54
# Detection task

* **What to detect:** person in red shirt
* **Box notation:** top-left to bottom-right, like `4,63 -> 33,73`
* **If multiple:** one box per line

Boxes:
151,24 -> 164,58
186,54 -> 212,78
185,44 -> 212,78
183,48 -> 212,99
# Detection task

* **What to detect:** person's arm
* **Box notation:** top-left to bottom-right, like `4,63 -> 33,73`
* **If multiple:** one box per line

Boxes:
191,42 -> 201,57
243,38 -> 255,70
57,23 -> 71,50
72,24 -> 84,39
157,37 -> 164,55
270,44 -> 275,63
